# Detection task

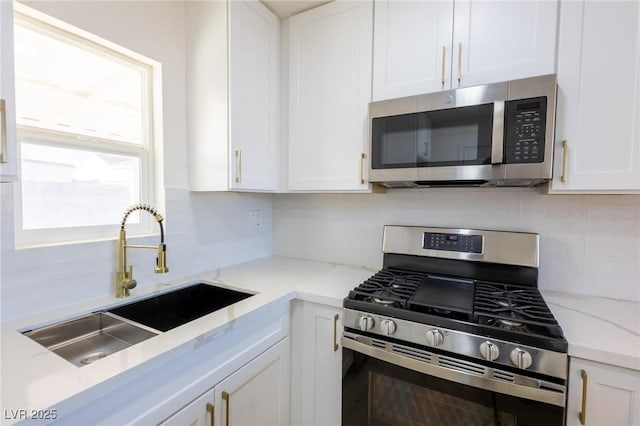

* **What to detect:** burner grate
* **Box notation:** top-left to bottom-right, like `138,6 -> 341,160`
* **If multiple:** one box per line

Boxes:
346,269 -> 566,343
474,282 -> 564,338
347,268 -> 424,309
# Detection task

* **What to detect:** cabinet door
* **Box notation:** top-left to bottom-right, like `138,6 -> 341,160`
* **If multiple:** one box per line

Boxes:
229,0 -> 279,191
372,0 -> 454,101
288,0 -> 372,191
566,358 -> 640,426
214,338 -> 290,426
291,302 -> 343,426
160,389 -> 215,426
452,0 -> 557,89
550,0 -> 640,193
1,0 -> 18,181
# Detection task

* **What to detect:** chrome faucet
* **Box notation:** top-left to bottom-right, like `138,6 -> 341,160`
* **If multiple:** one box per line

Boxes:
116,204 -> 168,298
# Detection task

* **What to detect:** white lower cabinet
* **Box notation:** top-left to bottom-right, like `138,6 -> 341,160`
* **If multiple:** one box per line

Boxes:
162,338 -> 290,426
566,358 -> 640,426
291,301 -> 343,426
161,389 -> 215,426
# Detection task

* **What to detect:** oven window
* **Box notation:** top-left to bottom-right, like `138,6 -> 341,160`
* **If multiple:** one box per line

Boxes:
371,104 -> 494,169
369,372 -> 515,426
343,349 -> 564,426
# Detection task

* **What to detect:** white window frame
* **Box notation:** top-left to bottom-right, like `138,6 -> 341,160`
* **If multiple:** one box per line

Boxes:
13,4 -> 165,248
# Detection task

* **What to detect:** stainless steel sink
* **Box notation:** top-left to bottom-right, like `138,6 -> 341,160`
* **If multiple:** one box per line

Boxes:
24,312 -> 159,367
23,283 -> 253,367
108,283 -> 253,332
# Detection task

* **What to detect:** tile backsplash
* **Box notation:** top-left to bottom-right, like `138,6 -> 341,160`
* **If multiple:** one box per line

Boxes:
2,184 -> 639,322
272,188 -> 640,302
0,185 -> 272,322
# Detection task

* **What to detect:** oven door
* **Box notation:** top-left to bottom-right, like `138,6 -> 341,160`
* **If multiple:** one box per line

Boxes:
342,332 -> 565,426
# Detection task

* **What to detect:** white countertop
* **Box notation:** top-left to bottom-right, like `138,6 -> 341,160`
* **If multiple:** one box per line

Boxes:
543,291 -> 640,371
0,256 -> 374,423
2,256 -> 639,423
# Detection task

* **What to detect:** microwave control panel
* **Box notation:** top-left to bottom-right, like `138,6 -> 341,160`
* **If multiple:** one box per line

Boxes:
423,232 -> 483,254
504,97 -> 547,164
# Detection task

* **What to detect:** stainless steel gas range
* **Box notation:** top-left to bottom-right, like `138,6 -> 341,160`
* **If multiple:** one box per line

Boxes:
341,225 -> 567,426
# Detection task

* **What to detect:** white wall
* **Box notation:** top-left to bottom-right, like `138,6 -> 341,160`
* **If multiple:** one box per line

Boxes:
272,189 -> 640,302
0,1 -> 272,322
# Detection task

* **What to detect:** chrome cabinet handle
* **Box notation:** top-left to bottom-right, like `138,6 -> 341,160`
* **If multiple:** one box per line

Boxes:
206,402 -> 215,426
333,314 -> 340,352
441,46 -> 446,88
579,369 -> 588,425
561,140 -> 569,183
235,150 -> 242,183
222,391 -> 230,426
359,153 -> 366,184
457,42 -> 462,86
1,99 -> 7,164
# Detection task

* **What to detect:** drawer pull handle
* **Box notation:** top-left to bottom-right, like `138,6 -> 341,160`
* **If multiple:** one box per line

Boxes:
222,391 -> 230,426
0,99 -> 7,164
206,402 -> 215,426
457,42 -> 462,86
441,46 -> 446,88
333,314 -> 340,352
359,153 -> 366,185
235,150 -> 242,183
561,140 -> 569,183
579,369 -> 588,425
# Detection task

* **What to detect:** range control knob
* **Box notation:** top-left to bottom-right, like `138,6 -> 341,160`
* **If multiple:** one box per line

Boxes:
380,319 -> 397,336
358,315 -> 375,332
425,329 -> 444,347
510,348 -> 533,369
479,341 -> 500,361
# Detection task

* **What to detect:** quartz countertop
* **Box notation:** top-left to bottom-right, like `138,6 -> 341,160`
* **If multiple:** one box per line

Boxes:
0,256 -> 373,424
2,256 -> 638,424
543,290 -> 640,371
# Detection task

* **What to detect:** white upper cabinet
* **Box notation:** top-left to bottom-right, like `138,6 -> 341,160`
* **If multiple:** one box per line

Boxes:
453,0 -> 558,89
372,0 -> 558,101
1,0 -> 18,182
229,1 -> 279,191
187,0 -> 279,192
372,0 -> 454,100
550,0 -> 640,193
288,0 -> 372,191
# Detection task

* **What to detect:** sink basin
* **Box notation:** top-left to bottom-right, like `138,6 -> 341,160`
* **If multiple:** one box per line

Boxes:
108,283 -> 253,332
23,312 -> 159,367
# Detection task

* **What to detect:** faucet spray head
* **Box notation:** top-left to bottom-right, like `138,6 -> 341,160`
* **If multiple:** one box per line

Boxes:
156,243 -> 169,273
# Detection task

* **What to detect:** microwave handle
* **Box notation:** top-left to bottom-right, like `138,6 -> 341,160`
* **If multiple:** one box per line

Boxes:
491,101 -> 505,165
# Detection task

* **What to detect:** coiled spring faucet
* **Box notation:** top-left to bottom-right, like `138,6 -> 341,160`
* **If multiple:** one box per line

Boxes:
116,204 -> 168,298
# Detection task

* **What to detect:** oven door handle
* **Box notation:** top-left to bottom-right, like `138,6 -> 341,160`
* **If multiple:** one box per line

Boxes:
341,335 -> 565,407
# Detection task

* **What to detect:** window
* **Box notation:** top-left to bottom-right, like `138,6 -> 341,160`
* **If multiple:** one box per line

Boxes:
13,5 -> 163,247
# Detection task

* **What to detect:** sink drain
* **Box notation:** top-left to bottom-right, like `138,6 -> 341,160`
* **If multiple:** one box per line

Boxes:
80,352 -> 108,364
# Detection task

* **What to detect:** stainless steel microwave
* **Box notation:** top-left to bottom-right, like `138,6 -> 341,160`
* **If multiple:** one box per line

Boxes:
368,74 -> 557,188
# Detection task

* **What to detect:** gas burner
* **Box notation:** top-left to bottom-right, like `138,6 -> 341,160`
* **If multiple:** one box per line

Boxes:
481,317 -> 529,332
495,299 -> 518,308
372,297 -> 396,306
498,318 -> 524,328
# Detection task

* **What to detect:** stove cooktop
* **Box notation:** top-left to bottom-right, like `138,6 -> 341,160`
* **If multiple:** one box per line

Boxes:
344,267 -> 567,352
